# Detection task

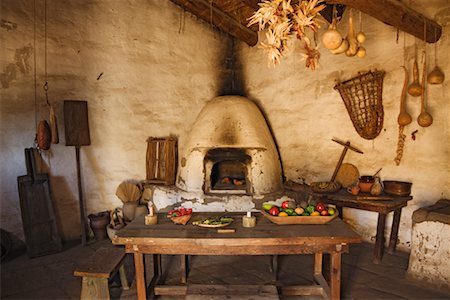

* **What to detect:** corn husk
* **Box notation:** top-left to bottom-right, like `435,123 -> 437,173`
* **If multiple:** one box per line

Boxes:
116,182 -> 141,203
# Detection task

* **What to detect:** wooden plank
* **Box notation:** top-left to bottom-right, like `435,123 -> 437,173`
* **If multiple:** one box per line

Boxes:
327,0 -> 442,43
74,247 -> 126,278
313,273 -> 330,298
169,0 -> 258,46
280,285 -> 324,296
155,284 -> 279,298
131,243 -> 349,256
17,149 -> 62,258
63,100 -> 91,146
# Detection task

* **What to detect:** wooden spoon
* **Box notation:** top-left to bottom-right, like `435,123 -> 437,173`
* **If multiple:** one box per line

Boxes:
398,66 -> 412,126
417,53 -> 433,127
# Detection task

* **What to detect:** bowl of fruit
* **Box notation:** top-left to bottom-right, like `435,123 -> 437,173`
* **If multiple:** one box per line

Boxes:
167,207 -> 193,225
260,200 -> 338,225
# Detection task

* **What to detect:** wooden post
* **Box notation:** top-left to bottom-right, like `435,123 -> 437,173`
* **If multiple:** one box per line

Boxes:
134,252 -> 147,300
76,146 -> 88,245
330,252 -> 342,300
388,209 -> 402,254
80,277 -> 110,300
374,213 -> 387,264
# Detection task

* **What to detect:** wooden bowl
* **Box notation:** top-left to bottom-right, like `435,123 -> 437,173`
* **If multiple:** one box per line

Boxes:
383,181 -> 412,196
260,210 -> 338,225
169,214 -> 192,225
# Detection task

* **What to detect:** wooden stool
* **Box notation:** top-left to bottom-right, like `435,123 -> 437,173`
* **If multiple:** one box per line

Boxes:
74,247 -> 129,300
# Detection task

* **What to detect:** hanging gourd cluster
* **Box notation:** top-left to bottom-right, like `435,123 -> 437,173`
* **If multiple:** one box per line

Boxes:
394,28 -> 445,165
322,8 -> 366,58
247,0 -> 366,69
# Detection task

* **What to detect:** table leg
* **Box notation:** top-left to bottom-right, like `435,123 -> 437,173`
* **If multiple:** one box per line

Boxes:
314,253 -> 323,276
181,255 -> 188,284
388,208 -> 402,254
134,252 -> 147,300
330,252 -> 341,300
337,206 -> 343,219
373,213 -> 387,264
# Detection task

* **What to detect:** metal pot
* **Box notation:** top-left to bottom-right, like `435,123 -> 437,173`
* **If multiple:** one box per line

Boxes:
382,181 -> 412,196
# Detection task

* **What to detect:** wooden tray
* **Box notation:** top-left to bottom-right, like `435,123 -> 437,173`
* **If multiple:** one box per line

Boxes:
260,210 -> 338,225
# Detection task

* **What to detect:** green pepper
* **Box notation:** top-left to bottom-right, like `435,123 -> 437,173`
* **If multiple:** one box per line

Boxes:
305,205 -> 315,214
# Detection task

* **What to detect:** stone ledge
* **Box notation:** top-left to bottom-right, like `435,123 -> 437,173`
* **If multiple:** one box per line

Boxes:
412,199 -> 450,225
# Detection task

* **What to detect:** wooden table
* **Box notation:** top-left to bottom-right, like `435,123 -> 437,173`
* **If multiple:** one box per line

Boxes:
315,190 -> 413,264
113,212 -> 361,300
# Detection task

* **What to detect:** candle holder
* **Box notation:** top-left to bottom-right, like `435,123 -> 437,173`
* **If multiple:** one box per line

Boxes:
145,214 -> 157,225
242,212 -> 256,228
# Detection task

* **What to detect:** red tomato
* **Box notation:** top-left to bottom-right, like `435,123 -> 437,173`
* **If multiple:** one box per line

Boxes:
315,202 -> 326,212
281,201 -> 290,209
268,206 -> 280,216
321,210 -> 329,216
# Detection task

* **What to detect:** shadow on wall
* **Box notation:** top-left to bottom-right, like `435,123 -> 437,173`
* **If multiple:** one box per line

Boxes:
218,38 -> 247,97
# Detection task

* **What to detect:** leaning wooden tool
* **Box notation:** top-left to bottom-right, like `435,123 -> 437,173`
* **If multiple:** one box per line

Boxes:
330,138 -> 363,182
64,100 -> 91,246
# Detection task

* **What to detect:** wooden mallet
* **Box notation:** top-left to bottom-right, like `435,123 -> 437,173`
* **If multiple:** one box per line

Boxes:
330,138 -> 363,182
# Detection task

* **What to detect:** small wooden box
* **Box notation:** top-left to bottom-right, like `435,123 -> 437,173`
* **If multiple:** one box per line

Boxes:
146,137 -> 177,185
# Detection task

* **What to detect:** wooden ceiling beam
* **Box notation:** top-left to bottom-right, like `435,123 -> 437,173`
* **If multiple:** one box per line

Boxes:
169,0 -> 258,46
327,0 -> 442,43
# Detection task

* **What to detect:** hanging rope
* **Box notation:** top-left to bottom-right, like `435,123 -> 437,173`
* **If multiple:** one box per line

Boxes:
33,0 -> 38,135
44,0 -> 50,106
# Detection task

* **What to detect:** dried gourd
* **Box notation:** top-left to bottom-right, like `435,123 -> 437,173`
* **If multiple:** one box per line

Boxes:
345,10 -> 358,57
322,17 -> 343,50
37,120 -> 51,150
330,38 -> 349,54
407,60 -> 422,96
397,66 -> 412,126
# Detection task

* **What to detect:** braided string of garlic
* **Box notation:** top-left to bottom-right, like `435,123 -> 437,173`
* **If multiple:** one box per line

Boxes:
394,125 -> 406,165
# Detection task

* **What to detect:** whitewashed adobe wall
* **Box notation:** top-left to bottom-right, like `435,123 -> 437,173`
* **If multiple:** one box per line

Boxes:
238,1 -> 450,251
0,0 -> 231,242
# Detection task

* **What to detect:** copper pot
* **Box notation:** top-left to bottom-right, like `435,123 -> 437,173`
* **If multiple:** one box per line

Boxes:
383,181 -> 412,196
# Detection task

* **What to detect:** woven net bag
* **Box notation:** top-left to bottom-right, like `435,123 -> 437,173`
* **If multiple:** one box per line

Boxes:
334,70 -> 385,140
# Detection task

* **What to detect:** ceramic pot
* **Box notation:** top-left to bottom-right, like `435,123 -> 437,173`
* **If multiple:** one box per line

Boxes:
359,176 -> 374,193
134,205 -> 148,218
122,202 -> 138,221
88,211 -> 110,241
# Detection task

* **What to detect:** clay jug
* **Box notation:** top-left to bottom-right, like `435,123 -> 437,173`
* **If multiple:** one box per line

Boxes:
88,211 -> 110,241
370,177 -> 382,196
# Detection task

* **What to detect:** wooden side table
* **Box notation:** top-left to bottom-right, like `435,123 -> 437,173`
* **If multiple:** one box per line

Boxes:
315,190 -> 413,264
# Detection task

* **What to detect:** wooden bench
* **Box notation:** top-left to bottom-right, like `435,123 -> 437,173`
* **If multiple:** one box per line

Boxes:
74,247 -> 130,300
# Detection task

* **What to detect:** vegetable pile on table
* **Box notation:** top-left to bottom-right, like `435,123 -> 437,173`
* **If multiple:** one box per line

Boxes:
167,207 -> 192,218
263,200 -> 336,217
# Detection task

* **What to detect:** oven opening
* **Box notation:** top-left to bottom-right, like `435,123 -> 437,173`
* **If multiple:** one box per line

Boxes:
204,148 -> 251,194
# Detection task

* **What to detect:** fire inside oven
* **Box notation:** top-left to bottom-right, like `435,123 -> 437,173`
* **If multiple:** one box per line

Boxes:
205,148 -> 251,194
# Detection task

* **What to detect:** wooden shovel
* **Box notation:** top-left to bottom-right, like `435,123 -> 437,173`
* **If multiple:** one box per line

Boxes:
64,100 -> 91,245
